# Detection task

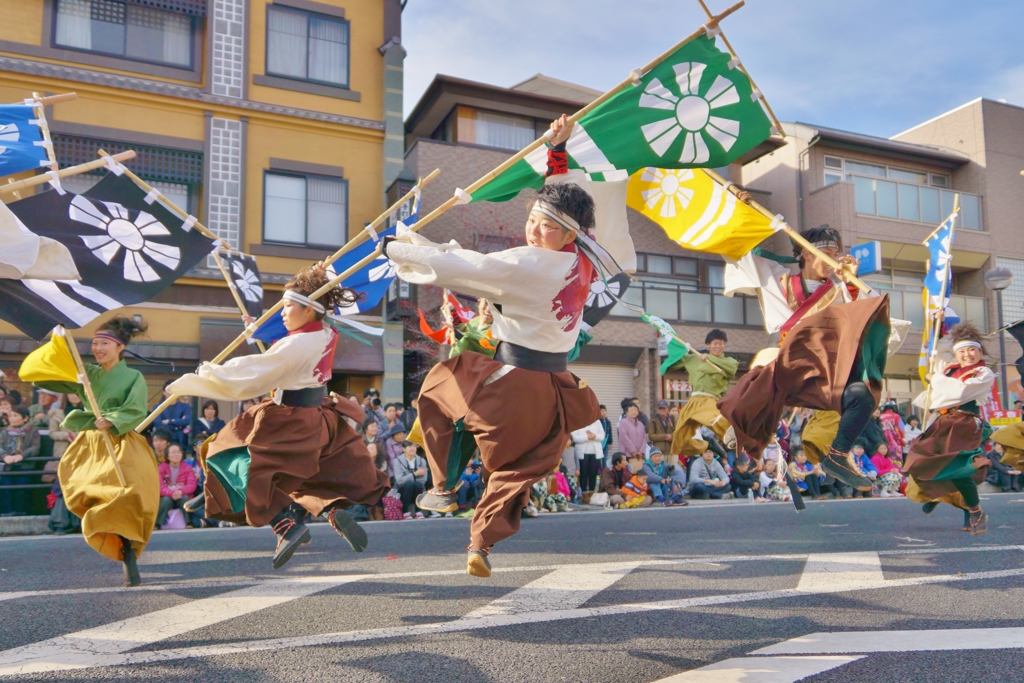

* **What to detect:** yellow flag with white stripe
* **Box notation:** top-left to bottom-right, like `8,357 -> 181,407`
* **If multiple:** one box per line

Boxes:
626,167 -> 780,260
18,328 -> 79,384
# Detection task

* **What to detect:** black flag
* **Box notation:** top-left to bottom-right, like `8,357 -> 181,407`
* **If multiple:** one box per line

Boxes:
582,272 -> 632,328
1005,319 -> 1024,381
0,172 -> 217,339
220,251 -> 264,319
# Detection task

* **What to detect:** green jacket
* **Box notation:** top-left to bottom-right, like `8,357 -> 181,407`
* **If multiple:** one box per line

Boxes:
660,339 -> 738,398
37,360 -> 149,435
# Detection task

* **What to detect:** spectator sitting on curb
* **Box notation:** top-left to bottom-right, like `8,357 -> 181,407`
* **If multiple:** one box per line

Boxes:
621,470 -> 651,508
987,442 -> 1022,492
599,452 -> 631,507
642,448 -> 688,506
760,458 -> 790,501
392,441 -> 428,519
788,447 -> 826,500
730,453 -> 761,499
687,448 -> 731,500
870,443 -> 904,497
850,438 -> 878,498
458,459 -> 484,514
156,443 -> 197,529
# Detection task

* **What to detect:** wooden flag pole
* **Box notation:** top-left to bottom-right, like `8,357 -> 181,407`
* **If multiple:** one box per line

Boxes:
135,171 -> 441,433
701,166 -> 871,293
29,92 -> 78,106
695,0 -> 785,138
404,2 -> 746,237
0,150 -> 136,195
211,248 -> 268,353
60,328 -> 128,488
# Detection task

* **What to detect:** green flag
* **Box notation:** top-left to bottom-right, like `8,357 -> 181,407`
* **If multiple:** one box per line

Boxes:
472,34 -> 773,203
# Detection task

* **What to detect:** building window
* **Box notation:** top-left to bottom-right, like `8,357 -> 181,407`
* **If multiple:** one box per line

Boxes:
266,5 -> 349,88
263,172 -> 348,248
474,110 -> 535,151
54,0 -> 194,68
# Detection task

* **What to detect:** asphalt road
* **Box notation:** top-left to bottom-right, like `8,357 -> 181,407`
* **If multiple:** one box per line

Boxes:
1,494 -> 1023,682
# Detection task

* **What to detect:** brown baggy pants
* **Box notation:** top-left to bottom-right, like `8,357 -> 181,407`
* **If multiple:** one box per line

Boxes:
417,352 -> 599,551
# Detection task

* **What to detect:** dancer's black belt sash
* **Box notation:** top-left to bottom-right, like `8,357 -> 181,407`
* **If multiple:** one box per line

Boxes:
493,341 -> 567,373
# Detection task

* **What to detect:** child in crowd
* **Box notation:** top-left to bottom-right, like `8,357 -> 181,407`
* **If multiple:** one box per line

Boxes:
531,469 -> 571,513
621,470 -> 650,508
870,443 -> 904,497
730,454 -> 762,499
760,458 -> 790,502
789,448 -> 826,500
850,439 -> 878,498
458,460 -> 483,513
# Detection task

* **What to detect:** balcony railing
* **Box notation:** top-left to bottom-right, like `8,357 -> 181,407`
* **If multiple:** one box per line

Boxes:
850,175 -> 982,230
610,278 -> 763,328
881,289 -> 988,333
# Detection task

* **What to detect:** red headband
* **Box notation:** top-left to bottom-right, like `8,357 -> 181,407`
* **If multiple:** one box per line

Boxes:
92,332 -> 124,345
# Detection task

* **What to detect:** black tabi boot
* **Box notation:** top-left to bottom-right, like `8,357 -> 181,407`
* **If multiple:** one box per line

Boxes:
820,446 -> 874,491
327,506 -> 367,552
121,536 -> 141,588
270,510 -> 310,569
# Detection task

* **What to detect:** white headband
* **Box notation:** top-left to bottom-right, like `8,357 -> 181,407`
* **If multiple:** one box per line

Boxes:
952,340 -> 982,352
531,201 -> 581,233
283,289 -> 325,314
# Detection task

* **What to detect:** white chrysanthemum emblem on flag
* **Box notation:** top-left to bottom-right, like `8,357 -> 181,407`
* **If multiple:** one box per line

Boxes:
231,259 -> 262,302
69,195 -> 181,282
0,123 -> 20,158
639,61 -> 742,164
639,168 -> 696,219
368,257 -> 396,283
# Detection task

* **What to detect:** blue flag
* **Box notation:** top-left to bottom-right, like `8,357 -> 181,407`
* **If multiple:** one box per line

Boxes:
923,211 -> 957,308
0,105 -> 50,176
252,190 -> 420,344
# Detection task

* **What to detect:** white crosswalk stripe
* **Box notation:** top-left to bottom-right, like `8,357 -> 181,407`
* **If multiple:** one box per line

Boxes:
1,545 -> 1023,677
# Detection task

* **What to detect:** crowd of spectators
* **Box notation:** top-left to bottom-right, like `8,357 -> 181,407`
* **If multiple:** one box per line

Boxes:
4,376 -> 1023,533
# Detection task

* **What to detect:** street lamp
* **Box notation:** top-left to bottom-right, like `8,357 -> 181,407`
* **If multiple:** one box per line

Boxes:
985,266 -> 1015,409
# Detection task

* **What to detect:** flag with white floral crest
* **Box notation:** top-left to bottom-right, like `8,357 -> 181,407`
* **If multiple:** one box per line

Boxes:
471,34 -> 773,203
0,171 -> 217,339
220,251 -> 264,319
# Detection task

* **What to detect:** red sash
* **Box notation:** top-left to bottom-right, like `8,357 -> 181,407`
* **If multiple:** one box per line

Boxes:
779,275 -> 835,335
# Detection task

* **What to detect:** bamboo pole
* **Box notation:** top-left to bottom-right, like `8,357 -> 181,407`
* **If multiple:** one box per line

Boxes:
695,0 -> 785,138
0,150 -> 136,195
135,171 -> 441,433
405,2 -> 746,237
211,248 -> 268,353
922,195 -> 959,426
701,166 -> 871,293
28,92 -> 77,106
61,327 -> 128,488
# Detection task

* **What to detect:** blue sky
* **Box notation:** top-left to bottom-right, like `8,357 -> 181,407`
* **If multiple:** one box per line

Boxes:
402,0 -> 1024,138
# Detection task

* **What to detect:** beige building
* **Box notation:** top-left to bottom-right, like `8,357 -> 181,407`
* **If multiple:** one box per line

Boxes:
0,0 -> 407,406
743,100 -> 1024,405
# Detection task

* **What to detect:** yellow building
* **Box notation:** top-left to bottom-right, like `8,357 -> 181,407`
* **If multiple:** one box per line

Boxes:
0,0 -> 407,407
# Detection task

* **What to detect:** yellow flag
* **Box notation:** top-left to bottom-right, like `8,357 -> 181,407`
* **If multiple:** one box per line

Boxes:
626,167 -> 779,260
18,329 -> 80,384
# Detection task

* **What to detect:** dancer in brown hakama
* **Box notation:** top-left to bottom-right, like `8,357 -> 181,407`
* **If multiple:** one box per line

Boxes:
384,115 -> 609,577
905,322 -> 995,535
718,226 -> 895,492
169,264 -> 389,568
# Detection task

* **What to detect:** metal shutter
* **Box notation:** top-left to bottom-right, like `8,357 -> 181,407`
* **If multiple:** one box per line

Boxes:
568,362 -> 635,454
